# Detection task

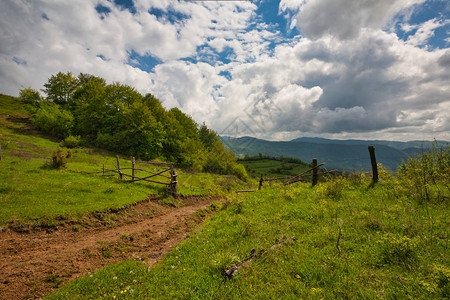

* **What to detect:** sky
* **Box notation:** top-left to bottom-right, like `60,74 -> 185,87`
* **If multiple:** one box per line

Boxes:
0,0 -> 449,142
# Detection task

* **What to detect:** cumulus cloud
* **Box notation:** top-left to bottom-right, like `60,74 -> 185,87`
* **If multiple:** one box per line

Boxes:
0,0 -> 449,142
0,0 -> 262,96
406,18 -> 450,47
294,0 -> 426,40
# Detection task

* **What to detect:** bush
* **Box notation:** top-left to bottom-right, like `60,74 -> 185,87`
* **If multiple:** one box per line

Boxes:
62,135 -> 81,148
230,163 -> 248,181
50,148 -> 72,169
398,141 -> 449,203
202,141 -> 248,181
32,101 -> 74,138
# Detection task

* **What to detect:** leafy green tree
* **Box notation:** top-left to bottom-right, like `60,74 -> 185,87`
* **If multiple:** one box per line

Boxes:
115,101 -> 165,159
43,72 -> 79,105
72,78 -> 108,139
199,122 -> 219,150
43,72 -> 79,104
28,71 -> 247,177
143,93 -> 168,124
168,107 -> 199,140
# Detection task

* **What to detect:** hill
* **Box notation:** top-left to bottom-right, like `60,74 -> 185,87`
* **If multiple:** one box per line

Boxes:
291,137 -> 448,150
222,136 -> 447,171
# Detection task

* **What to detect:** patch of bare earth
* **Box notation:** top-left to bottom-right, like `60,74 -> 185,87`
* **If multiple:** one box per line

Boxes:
0,196 -> 221,299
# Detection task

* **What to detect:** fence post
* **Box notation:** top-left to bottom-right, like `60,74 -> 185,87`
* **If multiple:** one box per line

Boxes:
312,158 -> 318,187
258,174 -> 263,190
170,166 -> 178,198
132,157 -> 135,181
116,155 -> 123,181
368,146 -> 378,184
102,164 -> 105,176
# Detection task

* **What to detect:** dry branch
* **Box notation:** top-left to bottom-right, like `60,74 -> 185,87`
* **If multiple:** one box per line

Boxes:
223,236 -> 295,279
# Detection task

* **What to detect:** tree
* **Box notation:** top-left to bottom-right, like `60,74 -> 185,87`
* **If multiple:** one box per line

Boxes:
168,107 -> 198,140
199,122 -> 218,150
19,87 -> 42,106
43,72 -> 79,105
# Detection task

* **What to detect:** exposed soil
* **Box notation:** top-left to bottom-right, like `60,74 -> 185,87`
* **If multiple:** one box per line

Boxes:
0,196 -> 221,299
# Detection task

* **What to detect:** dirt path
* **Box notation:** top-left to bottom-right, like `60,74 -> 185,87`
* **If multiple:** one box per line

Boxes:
0,197 -> 218,299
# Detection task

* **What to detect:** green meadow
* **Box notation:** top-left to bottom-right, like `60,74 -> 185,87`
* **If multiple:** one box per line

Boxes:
48,175 -> 449,299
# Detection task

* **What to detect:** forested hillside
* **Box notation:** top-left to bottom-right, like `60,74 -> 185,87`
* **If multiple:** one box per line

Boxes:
19,72 -> 246,180
222,136 -> 448,171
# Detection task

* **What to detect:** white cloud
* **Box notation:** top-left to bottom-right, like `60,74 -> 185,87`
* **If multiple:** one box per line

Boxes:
406,18 -> 450,47
0,0 -> 449,142
294,0 -> 426,40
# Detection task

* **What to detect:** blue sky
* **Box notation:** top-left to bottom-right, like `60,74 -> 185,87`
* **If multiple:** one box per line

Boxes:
0,0 -> 449,141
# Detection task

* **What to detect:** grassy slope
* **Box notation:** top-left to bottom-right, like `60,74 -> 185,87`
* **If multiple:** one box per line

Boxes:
0,94 -> 251,226
49,176 -> 449,299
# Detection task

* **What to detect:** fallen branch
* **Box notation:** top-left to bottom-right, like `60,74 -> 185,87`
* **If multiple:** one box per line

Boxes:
223,236 -> 295,279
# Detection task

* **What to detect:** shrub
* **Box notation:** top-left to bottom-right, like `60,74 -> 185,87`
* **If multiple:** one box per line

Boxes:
32,101 -> 74,138
230,163 -> 248,182
62,135 -> 81,148
398,141 -> 449,203
202,142 -> 248,181
50,148 -> 72,169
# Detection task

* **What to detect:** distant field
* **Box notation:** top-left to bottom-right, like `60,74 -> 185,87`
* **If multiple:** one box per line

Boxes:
238,157 -> 310,179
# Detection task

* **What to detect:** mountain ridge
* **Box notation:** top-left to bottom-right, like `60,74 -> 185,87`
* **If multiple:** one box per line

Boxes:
221,136 -> 448,172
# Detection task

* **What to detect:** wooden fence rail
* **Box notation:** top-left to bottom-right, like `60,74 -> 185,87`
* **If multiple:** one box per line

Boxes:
83,156 -> 178,197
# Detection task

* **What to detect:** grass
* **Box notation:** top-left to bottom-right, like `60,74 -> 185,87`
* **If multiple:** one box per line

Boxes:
47,175 -> 449,299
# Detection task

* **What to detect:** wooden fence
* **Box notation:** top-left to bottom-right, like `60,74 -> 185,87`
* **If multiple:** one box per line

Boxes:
87,156 -> 178,197
257,159 -> 330,190
242,146 -> 380,192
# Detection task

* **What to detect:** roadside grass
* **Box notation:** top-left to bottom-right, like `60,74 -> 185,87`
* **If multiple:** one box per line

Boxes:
47,175 -> 449,299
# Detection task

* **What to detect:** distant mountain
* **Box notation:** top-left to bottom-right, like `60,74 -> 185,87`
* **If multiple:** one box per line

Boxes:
222,136 -> 447,172
290,137 -> 447,150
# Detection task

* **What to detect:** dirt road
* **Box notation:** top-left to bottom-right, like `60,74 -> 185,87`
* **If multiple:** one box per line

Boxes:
0,197 -> 218,299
